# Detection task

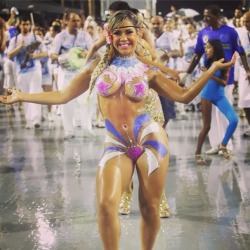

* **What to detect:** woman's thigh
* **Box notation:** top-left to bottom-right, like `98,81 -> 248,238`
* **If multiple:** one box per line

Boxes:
96,155 -> 134,203
201,99 -> 212,125
135,135 -> 169,204
216,97 -> 237,122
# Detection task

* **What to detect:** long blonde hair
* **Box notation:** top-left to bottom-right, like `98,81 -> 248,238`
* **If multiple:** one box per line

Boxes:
88,10 -> 141,95
88,10 -> 170,96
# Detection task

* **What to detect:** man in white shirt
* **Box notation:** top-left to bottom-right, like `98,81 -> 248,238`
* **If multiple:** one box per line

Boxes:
150,15 -> 181,128
50,12 -> 93,139
8,15 -> 47,128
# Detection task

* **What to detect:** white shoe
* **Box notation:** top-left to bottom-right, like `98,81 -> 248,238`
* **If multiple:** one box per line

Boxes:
73,119 -> 81,128
64,132 -> 75,139
34,123 -> 40,129
95,122 -> 105,128
205,147 -> 219,155
56,106 -> 61,116
25,124 -> 31,129
82,130 -> 95,137
243,130 -> 250,137
48,113 -> 54,122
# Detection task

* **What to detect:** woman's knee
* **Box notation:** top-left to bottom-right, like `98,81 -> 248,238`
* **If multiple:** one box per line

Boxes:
140,200 -> 159,219
230,114 -> 239,128
98,197 -> 119,217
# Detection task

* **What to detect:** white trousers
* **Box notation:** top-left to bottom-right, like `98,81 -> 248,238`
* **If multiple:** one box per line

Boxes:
238,66 -> 250,108
57,68 -> 95,134
17,68 -> 43,125
3,59 -> 17,89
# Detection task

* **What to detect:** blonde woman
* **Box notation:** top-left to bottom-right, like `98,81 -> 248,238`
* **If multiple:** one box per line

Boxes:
0,10 -> 235,250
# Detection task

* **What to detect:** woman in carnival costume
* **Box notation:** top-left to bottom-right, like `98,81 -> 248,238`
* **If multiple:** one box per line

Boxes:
0,10 -> 236,250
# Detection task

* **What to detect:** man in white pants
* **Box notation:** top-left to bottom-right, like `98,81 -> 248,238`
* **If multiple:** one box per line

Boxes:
8,15 -> 47,128
50,12 -> 93,139
235,12 -> 250,137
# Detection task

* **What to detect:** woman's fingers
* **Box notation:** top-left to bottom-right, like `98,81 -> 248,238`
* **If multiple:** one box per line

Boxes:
0,89 -> 18,104
230,53 -> 237,64
0,95 -> 7,103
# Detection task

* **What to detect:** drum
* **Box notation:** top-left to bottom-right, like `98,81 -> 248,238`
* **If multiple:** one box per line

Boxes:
20,40 -> 41,69
155,48 -> 169,65
58,47 -> 86,71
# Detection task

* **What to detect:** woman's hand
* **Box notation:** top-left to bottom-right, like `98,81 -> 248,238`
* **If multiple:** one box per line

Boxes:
0,89 -> 21,104
212,53 -> 237,70
171,69 -> 180,81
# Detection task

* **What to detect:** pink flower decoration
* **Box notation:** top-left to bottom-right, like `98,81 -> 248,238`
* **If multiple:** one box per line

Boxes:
103,24 -> 112,44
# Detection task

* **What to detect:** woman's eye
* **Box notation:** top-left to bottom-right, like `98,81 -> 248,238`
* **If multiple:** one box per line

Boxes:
126,30 -> 134,35
113,30 -> 134,36
113,31 -> 121,36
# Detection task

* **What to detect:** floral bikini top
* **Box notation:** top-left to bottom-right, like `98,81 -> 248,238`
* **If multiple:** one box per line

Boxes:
95,56 -> 150,101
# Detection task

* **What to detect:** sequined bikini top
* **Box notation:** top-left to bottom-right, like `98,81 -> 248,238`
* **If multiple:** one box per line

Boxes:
95,56 -> 150,101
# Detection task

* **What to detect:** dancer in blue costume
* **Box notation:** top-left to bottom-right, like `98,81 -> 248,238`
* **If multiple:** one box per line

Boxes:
0,11 -> 236,250
195,39 -> 238,165
186,4 -> 249,154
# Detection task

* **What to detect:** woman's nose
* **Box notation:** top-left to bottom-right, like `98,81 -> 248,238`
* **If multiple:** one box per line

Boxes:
120,33 -> 127,40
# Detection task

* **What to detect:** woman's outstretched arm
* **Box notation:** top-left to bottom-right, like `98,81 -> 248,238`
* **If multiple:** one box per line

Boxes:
0,59 -> 99,105
150,54 -> 236,104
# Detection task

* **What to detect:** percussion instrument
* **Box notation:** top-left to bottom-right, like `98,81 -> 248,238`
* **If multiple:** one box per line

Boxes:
58,47 -> 86,71
20,40 -> 41,69
155,48 -> 169,65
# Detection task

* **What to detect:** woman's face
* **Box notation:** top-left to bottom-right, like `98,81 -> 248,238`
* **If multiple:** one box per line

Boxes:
205,42 -> 214,59
34,29 -> 44,39
49,27 -> 56,37
87,25 -> 94,36
111,19 -> 138,57
186,24 -> 195,35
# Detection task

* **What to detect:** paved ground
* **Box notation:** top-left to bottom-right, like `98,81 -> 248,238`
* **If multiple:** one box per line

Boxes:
0,103 -> 249,250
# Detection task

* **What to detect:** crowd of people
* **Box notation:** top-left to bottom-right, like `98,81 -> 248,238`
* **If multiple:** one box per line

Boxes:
0,2 -> 249,249
0,4 -> 249,139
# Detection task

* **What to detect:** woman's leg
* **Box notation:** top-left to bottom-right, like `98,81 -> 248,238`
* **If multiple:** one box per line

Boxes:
216,97 -> 238,146
119,182 -> 170,218
96,155 -> 134,250
195,99 -> 212,155
136,137 -> 169,250
119,180 -> 133,215
243,108 -> 250,136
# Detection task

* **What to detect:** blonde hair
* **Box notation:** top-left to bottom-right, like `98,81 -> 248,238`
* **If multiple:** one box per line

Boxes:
88,10 -> 142,95
88,10 -> 171,96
